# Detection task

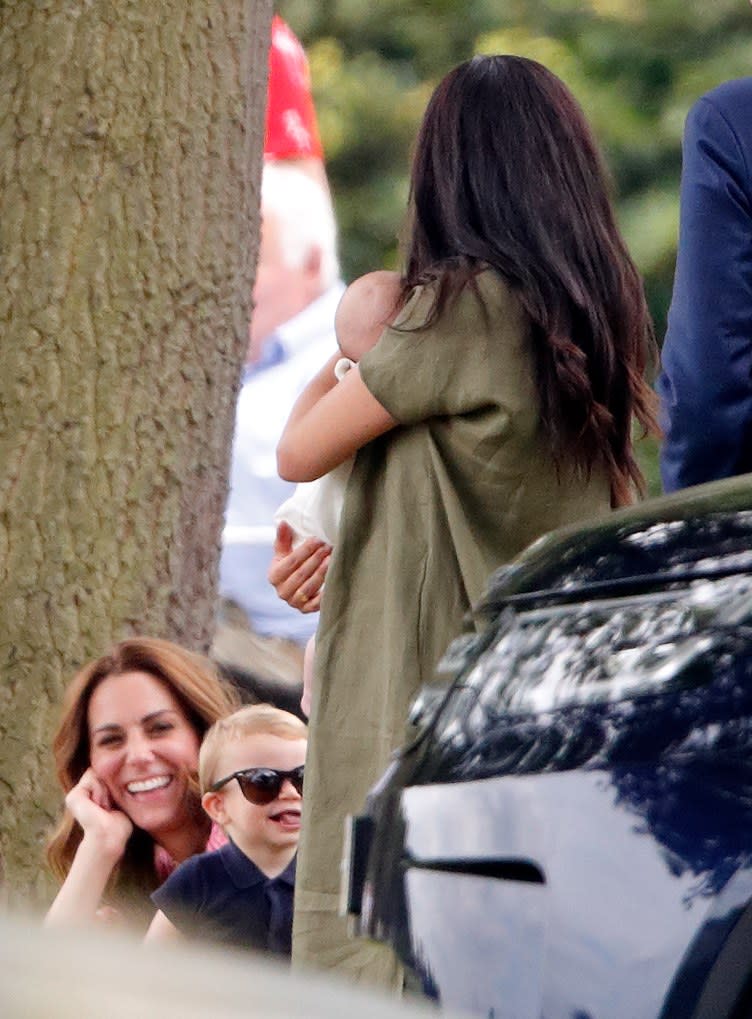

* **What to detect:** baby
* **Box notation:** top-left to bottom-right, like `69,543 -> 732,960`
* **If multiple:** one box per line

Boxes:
146,704 -> 307,954
273,269 -> 402,547
274,270 -> 401,715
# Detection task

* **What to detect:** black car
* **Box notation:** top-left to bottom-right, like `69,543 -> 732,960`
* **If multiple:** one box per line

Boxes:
345,476 -> 752,1019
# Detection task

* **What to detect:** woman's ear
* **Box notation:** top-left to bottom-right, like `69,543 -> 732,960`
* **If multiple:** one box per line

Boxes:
201,790 -> 227,825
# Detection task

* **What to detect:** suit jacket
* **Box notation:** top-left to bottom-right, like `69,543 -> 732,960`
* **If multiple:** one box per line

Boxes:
657,77 -> 752,492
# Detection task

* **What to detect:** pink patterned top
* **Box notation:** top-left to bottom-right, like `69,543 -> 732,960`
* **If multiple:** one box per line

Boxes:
154,822 -> 227,883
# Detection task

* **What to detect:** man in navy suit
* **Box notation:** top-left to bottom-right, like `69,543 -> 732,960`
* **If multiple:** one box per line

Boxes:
657,75 -> 752,492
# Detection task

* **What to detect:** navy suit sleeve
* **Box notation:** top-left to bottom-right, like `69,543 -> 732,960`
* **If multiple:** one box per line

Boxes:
658,92 -> 752,492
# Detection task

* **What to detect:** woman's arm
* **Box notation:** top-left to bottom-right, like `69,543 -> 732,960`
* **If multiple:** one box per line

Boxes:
144,909 -> 182,944
44,835 -> 125,928
44,769 -> 133,928
277,354 -> 397,482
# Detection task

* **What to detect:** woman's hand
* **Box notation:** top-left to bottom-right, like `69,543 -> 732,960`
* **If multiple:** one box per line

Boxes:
268,522 -> 331,613
66,767 -> 132,860
44,769 -> 134,928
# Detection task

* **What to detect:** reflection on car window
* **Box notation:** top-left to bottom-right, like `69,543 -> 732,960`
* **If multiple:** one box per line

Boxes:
430,574 -> 752,771
482,514 -> 752,615
483,576 -> 752,714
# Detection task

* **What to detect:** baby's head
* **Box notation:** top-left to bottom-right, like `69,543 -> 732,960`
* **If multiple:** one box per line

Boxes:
335,270 -> 402,362
199,705 -> 307,866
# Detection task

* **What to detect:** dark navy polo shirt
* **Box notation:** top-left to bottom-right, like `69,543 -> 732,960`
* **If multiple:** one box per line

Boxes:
151,840 -> 295,954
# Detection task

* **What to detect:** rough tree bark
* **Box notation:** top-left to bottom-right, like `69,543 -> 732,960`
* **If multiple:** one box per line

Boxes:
0,0 -> 272,902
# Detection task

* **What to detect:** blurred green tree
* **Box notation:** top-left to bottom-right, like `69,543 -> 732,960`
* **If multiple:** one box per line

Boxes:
281,0 -> 752,328
279,0 -> 752,494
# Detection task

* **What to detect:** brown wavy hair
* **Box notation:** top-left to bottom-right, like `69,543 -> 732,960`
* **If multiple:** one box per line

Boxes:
403,55 -> 659,506
46,638 -> 238,920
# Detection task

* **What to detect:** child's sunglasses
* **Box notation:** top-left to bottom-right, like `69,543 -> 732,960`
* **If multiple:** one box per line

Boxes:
208,765 -> 305,805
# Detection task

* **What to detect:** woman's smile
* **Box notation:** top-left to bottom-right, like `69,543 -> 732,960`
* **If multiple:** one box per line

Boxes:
88,670 -> 201,842
126,775 -> 173,795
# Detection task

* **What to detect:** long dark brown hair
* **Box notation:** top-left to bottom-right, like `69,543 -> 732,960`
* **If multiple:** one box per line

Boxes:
403,54 -> 658,506
46,638 -> 238,923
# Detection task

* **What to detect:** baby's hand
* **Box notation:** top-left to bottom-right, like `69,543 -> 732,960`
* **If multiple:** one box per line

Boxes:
268,522 -> 331,613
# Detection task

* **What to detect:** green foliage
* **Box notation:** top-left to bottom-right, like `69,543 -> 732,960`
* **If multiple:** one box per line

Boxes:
279,1 -> 751,501
281,0 -> 752,346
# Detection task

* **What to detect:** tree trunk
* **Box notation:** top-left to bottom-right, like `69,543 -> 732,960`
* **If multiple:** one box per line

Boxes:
0,0 -> 272,902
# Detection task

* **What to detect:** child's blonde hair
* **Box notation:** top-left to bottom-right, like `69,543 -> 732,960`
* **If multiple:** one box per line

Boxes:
198,703 -> 307,793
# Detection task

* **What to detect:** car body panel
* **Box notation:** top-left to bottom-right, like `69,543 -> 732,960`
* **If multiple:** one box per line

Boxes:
350,477 -> 752,1018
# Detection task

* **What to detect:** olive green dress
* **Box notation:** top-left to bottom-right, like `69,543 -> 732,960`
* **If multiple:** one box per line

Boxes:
292,271 -> 612,984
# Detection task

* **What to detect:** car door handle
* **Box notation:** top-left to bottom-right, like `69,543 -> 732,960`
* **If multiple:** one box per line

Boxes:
403,855 -> 546,884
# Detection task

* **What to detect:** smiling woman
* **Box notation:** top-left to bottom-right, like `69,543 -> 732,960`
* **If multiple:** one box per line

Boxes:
44,638 -> 238,930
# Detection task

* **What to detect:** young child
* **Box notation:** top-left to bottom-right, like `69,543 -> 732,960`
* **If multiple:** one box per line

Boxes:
273,269 -> 402,549
275,271 -> 402,716
145,704 -> 307,954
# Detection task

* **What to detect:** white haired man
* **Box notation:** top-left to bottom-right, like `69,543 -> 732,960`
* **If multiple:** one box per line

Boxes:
216,163 -> 344,690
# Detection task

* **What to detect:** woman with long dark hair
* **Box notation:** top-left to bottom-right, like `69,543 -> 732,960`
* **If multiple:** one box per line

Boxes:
272,54 -> 658,983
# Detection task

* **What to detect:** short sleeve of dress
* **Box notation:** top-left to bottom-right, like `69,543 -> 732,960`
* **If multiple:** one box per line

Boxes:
151,857 -> 202,931
358,272 -> 524,426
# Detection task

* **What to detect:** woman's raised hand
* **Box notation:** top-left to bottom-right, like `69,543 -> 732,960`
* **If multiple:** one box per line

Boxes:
44,768 -> 133,927
268,522 -> 331,613
65,767 -> 132,859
